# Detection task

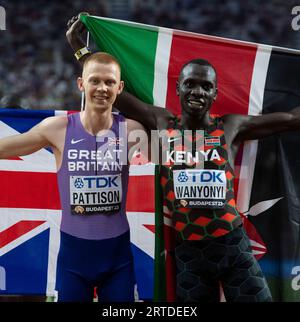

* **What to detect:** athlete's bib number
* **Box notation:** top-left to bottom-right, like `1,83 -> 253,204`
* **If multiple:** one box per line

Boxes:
70,174 -> 122,215
173,169 -> 226,209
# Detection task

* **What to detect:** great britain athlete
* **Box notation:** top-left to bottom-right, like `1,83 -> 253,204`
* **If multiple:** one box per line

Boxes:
0,52 -> 146,301
67,14 -> 300,302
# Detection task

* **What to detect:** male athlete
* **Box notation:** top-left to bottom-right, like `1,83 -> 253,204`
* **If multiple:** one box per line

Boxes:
67,14 -> 300,302
0,52 -> 146,302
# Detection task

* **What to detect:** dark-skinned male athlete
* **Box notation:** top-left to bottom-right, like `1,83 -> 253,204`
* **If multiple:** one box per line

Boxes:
66,14 -> 300,302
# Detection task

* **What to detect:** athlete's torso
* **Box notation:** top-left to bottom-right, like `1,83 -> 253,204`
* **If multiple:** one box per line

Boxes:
159,115 -> 242,241
57,112 -> 130,240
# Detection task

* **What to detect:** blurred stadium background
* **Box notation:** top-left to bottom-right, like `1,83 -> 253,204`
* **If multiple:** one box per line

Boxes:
0,0 -> 299,110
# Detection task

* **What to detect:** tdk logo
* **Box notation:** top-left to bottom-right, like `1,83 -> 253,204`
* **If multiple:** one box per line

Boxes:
175,170 -> 226,185
74,178 -> 84,188
83,176 -> 119,188
188,171 -> 225,183
177,172 -> 189,182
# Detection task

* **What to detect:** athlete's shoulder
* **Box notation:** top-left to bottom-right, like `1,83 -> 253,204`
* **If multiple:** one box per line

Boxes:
221,113 -> 256,139
34,115 -> 68,143
39,114 -> 68,130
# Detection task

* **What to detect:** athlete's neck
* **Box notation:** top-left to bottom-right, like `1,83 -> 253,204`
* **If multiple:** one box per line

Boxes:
181,111 -> 211,130
80,108 -> 113,136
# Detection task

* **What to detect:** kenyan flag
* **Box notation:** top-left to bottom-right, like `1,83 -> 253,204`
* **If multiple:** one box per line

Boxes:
81,15 -> 300,302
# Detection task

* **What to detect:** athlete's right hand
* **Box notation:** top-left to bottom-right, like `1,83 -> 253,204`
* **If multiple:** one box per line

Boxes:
66,12 -> 89,51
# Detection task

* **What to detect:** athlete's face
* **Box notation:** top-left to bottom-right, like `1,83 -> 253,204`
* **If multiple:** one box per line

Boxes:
77,61 -> 124,112
177,63 -> 217,118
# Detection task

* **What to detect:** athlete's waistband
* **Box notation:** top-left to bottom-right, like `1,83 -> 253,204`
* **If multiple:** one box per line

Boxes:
176,223 -> 245,247
59,229 -> 131,246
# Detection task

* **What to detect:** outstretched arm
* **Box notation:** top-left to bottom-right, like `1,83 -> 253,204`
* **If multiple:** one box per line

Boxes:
0,116 -> 66,162
66,13 -> 173,130
0,120 -> 51,159
223,106 -> 300,143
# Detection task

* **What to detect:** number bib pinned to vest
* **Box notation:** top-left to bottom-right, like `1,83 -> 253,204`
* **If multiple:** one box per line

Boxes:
173,169 -> 226,209
70,174 -> 122,215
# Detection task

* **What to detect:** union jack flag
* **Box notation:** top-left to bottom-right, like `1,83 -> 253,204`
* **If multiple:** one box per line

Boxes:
0,108 -> 155,298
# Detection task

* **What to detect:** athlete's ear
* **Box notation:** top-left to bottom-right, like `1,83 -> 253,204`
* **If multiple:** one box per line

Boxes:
117,80 -> 124,95
77,77 -> 84,92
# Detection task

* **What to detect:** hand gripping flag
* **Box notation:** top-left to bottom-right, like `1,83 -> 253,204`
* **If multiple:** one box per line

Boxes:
81,14 -> 300,302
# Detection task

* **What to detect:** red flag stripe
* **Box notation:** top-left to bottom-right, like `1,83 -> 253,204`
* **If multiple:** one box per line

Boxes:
0,171 -> 61,209
0,220 -> 46,248
127,175 -> 155,212
0,171 -> 155,213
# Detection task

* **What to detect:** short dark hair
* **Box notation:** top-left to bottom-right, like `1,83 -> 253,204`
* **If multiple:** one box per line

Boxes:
180,59 -> 217,83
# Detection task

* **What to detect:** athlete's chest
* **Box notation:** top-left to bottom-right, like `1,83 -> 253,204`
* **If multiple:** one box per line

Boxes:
159,117 -> 232,210
160,117 -> 227,168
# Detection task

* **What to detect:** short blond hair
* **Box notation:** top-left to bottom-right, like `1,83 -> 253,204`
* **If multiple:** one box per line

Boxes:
83,52 -> 121,74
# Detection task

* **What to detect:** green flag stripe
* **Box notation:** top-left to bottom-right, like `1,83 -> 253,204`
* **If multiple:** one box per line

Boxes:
81,15 -> 159,104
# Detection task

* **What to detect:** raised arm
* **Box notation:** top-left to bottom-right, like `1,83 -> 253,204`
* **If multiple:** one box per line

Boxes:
223,106 -> 300,143
66,13 -> 173,130
66,12 -> 91,66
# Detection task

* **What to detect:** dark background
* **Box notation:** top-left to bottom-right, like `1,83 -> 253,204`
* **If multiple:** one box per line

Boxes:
0,0 -> 299,110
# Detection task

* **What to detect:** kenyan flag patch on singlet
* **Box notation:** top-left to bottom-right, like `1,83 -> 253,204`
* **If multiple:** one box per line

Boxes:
70,174 -> 122,215
173,169 -> 226,209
